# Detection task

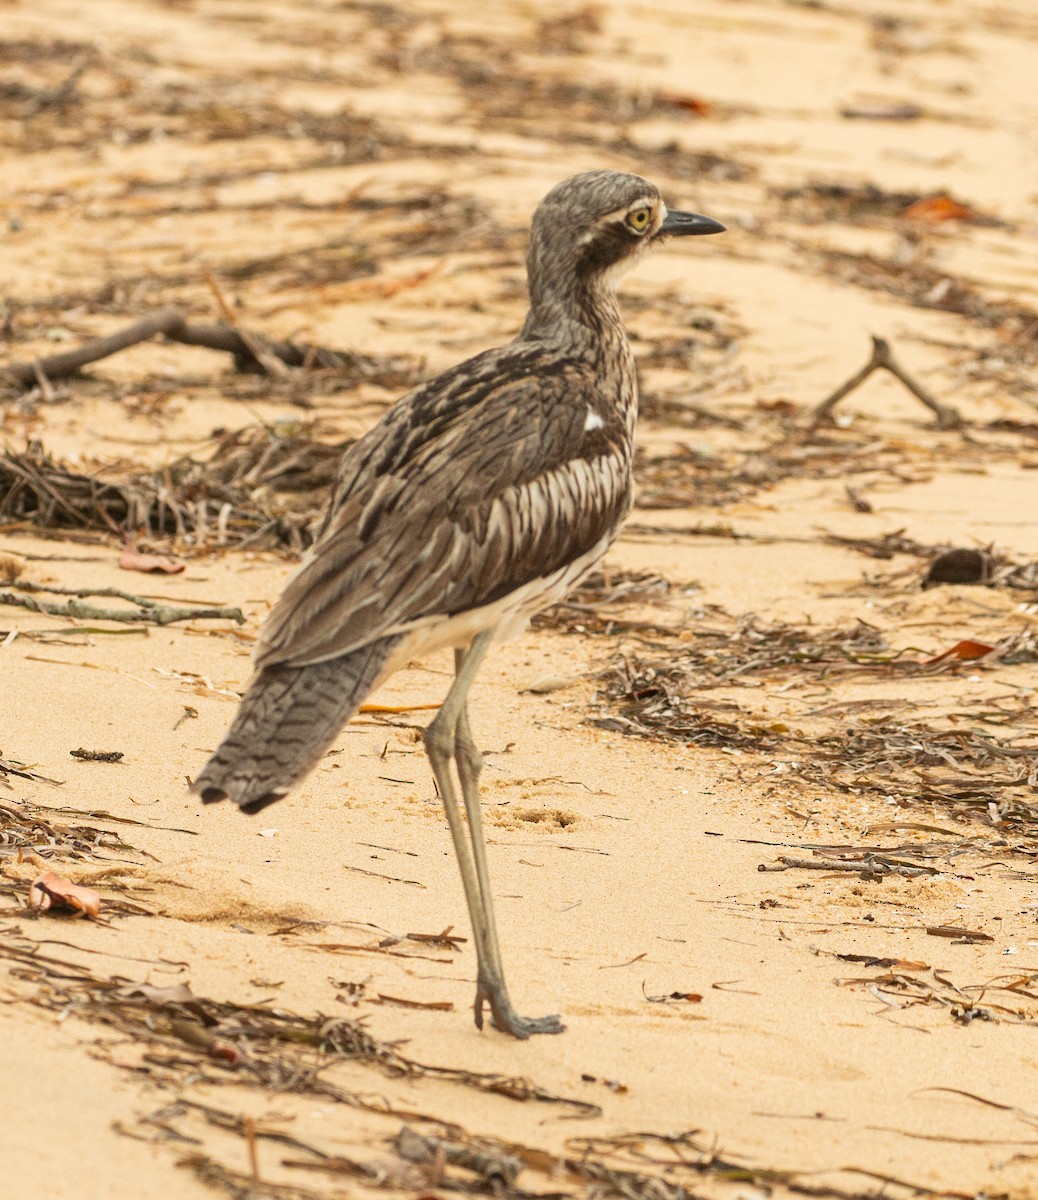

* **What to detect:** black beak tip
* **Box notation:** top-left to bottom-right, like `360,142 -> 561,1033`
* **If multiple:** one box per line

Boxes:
659,210 -> 726,237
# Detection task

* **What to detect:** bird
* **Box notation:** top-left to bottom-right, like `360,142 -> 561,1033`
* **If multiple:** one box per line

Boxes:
194,170 -> 724,1039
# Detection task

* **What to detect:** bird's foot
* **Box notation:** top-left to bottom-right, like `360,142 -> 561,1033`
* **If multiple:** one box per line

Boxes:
475,978 -> 565,1039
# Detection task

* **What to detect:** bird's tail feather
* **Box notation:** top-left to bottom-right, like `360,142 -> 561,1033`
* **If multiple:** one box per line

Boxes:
193,638 -> 398,814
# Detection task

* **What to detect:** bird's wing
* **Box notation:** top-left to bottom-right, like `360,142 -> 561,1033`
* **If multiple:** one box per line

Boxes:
254,345 -> 631,669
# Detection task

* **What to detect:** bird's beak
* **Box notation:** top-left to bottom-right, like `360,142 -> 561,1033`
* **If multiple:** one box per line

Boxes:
658,210 -> 726,237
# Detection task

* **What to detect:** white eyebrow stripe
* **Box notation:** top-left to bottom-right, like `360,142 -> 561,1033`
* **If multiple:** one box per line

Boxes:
596,196 -> 659,225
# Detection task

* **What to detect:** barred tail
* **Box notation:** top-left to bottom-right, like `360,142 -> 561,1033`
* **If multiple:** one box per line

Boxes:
193,638 -> 397,814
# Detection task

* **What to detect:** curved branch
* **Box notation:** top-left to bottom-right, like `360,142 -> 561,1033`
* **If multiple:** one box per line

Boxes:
1,307 -> 419,388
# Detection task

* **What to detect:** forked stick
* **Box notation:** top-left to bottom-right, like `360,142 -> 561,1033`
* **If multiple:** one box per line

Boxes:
809,335 -> 963,430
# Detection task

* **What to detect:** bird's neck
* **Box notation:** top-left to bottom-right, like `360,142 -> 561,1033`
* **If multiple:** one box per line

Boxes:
519,273 -> 629,359
519,274 -> 638,440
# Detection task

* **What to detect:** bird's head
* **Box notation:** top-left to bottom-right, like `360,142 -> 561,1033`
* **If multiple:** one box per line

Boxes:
526,169 -> 724,298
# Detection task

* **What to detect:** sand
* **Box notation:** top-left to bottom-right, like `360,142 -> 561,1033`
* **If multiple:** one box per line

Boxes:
2,1 -> 1038,1197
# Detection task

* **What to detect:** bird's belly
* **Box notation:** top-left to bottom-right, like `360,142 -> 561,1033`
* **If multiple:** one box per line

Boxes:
383,532 -> 611,672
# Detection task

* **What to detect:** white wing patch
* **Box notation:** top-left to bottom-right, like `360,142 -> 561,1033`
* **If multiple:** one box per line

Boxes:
584,407 -> 605,432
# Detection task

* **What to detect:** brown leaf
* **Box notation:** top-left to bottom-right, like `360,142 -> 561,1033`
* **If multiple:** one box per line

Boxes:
901,195 -> 981,222
659,91 -> 713,116
119,540 -> 185,575
922,639 -> 996,665
28,870 -> 101,918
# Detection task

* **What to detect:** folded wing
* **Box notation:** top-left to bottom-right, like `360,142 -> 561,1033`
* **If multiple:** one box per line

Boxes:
255,345 -> 631,670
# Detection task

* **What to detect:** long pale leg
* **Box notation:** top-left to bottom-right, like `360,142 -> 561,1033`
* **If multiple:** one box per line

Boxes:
424,631 -> 564,1038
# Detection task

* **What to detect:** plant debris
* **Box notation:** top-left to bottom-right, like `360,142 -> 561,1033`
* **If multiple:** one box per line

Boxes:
0,795 -> 150,864
922,548 -> 995,589
588,613 -> 1038,853
0,432 -> 345,552
118,541 -> 184,575
0,938 -> 600,1118
27,869 -> 101,918
810,335 -> 963,430
0,307 -> 424,391
0,579 -> 243,625
69,748 -> 124,763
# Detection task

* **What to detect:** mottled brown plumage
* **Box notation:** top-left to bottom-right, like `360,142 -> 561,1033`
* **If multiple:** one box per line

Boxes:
195,170 -> 723,1038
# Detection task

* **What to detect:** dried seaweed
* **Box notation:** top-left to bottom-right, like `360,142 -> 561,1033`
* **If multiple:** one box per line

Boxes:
583,605 -> 1038,850
598,659 -> 1038,847
533,569 -> 681,637
0,938 -> 599,1118
0,796 -> 148,864
598,617 -> 911,680
138,1102 -> 915,1200
775,181 -> 1001,228
797,719 -> 1038,831
18,418 -> 994,557
834,959 -> 1038,1026
0,428 -> 344,550
806,245 -> 1038,365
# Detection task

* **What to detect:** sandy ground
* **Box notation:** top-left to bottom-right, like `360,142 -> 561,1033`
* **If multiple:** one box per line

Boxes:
3,1 -> 1038,1198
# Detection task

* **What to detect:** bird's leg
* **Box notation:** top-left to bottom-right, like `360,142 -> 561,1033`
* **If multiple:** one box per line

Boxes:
424,632 -> 563,1039
452,649 -> 564,1037
451,668 -> 503,982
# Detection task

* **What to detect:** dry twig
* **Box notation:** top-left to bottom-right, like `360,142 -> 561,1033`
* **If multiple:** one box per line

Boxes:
810,336 -> 963,429
0,581 -> 244,625
1,307 -> 420,388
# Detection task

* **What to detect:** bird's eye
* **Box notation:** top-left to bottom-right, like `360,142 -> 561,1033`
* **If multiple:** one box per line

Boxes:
626,207 -> 652,233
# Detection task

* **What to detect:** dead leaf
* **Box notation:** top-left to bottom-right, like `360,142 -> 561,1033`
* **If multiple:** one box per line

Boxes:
834,952 -> 929,970
119,541 -> 185,575
901,195 -> 981,222
659,91 -> 713,116
118,981 -> 199,1006
644,987 -> 703,1004
28,870 -> 101,918
922,639 -> 996,665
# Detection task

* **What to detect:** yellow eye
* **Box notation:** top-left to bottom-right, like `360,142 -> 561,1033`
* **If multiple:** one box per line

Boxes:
626,207 -> 652,233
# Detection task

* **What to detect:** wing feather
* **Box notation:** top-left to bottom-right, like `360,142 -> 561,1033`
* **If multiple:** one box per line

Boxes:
255,346 -> 631,669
